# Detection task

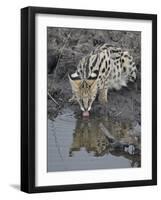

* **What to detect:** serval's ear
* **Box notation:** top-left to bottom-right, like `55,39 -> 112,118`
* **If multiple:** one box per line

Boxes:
68,74 -> 81,92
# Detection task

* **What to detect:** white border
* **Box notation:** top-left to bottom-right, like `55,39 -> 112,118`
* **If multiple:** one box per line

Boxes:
35,14 -> 152,186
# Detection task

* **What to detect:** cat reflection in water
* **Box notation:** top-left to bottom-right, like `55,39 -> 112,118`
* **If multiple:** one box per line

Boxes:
69,118 -> 140,167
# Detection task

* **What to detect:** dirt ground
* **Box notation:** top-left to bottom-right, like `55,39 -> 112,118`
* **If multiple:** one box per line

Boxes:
47,27 -> 141,126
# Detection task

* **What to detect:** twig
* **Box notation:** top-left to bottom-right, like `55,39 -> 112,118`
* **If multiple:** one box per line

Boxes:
115,111 -> 122,117
54,32 -> 72,74
114,105 -> 125,117
48,92 -> 60,106
52,124 -> 64,162
131,98 -> 134,112
50,31 -> 72,90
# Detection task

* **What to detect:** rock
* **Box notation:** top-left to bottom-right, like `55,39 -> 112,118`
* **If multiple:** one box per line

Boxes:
124,144 -> 135,155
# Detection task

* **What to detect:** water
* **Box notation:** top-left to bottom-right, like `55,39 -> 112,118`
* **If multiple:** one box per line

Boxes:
47,108 -> 141,172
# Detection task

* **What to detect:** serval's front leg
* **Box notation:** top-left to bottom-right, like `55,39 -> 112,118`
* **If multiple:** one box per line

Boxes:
98,88 -> 108,105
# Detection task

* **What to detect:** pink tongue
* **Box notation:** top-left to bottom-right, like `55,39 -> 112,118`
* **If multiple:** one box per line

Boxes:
82,111 -> 89,117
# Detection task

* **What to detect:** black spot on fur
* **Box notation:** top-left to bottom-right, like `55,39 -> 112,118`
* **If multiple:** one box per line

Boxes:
99,57 -> 105,69
113,75 -> 116,79
105,61 -> 108,68
115,56 -> 120,60
117,65 -> 119,69
102,68 -> 105,73
118,72 -> 120,77
93,69 -> 99,76
122,59 -> 125,63
123,67 -> 126,72
108,67 -> 110,71
109,60 -> 111,65
86,57 -> 90,67
88,76 -> 97,80
92,55 -> 98,67
130,61 -> 133,65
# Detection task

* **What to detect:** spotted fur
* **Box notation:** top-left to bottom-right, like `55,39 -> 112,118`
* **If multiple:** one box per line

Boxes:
69,44 -> 137,112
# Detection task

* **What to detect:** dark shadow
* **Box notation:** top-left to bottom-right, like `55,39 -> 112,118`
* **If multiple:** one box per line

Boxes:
10,184 -> 20,191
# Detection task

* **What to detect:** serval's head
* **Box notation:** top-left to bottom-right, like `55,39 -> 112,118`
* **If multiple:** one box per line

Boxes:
68,74 -> 98,112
